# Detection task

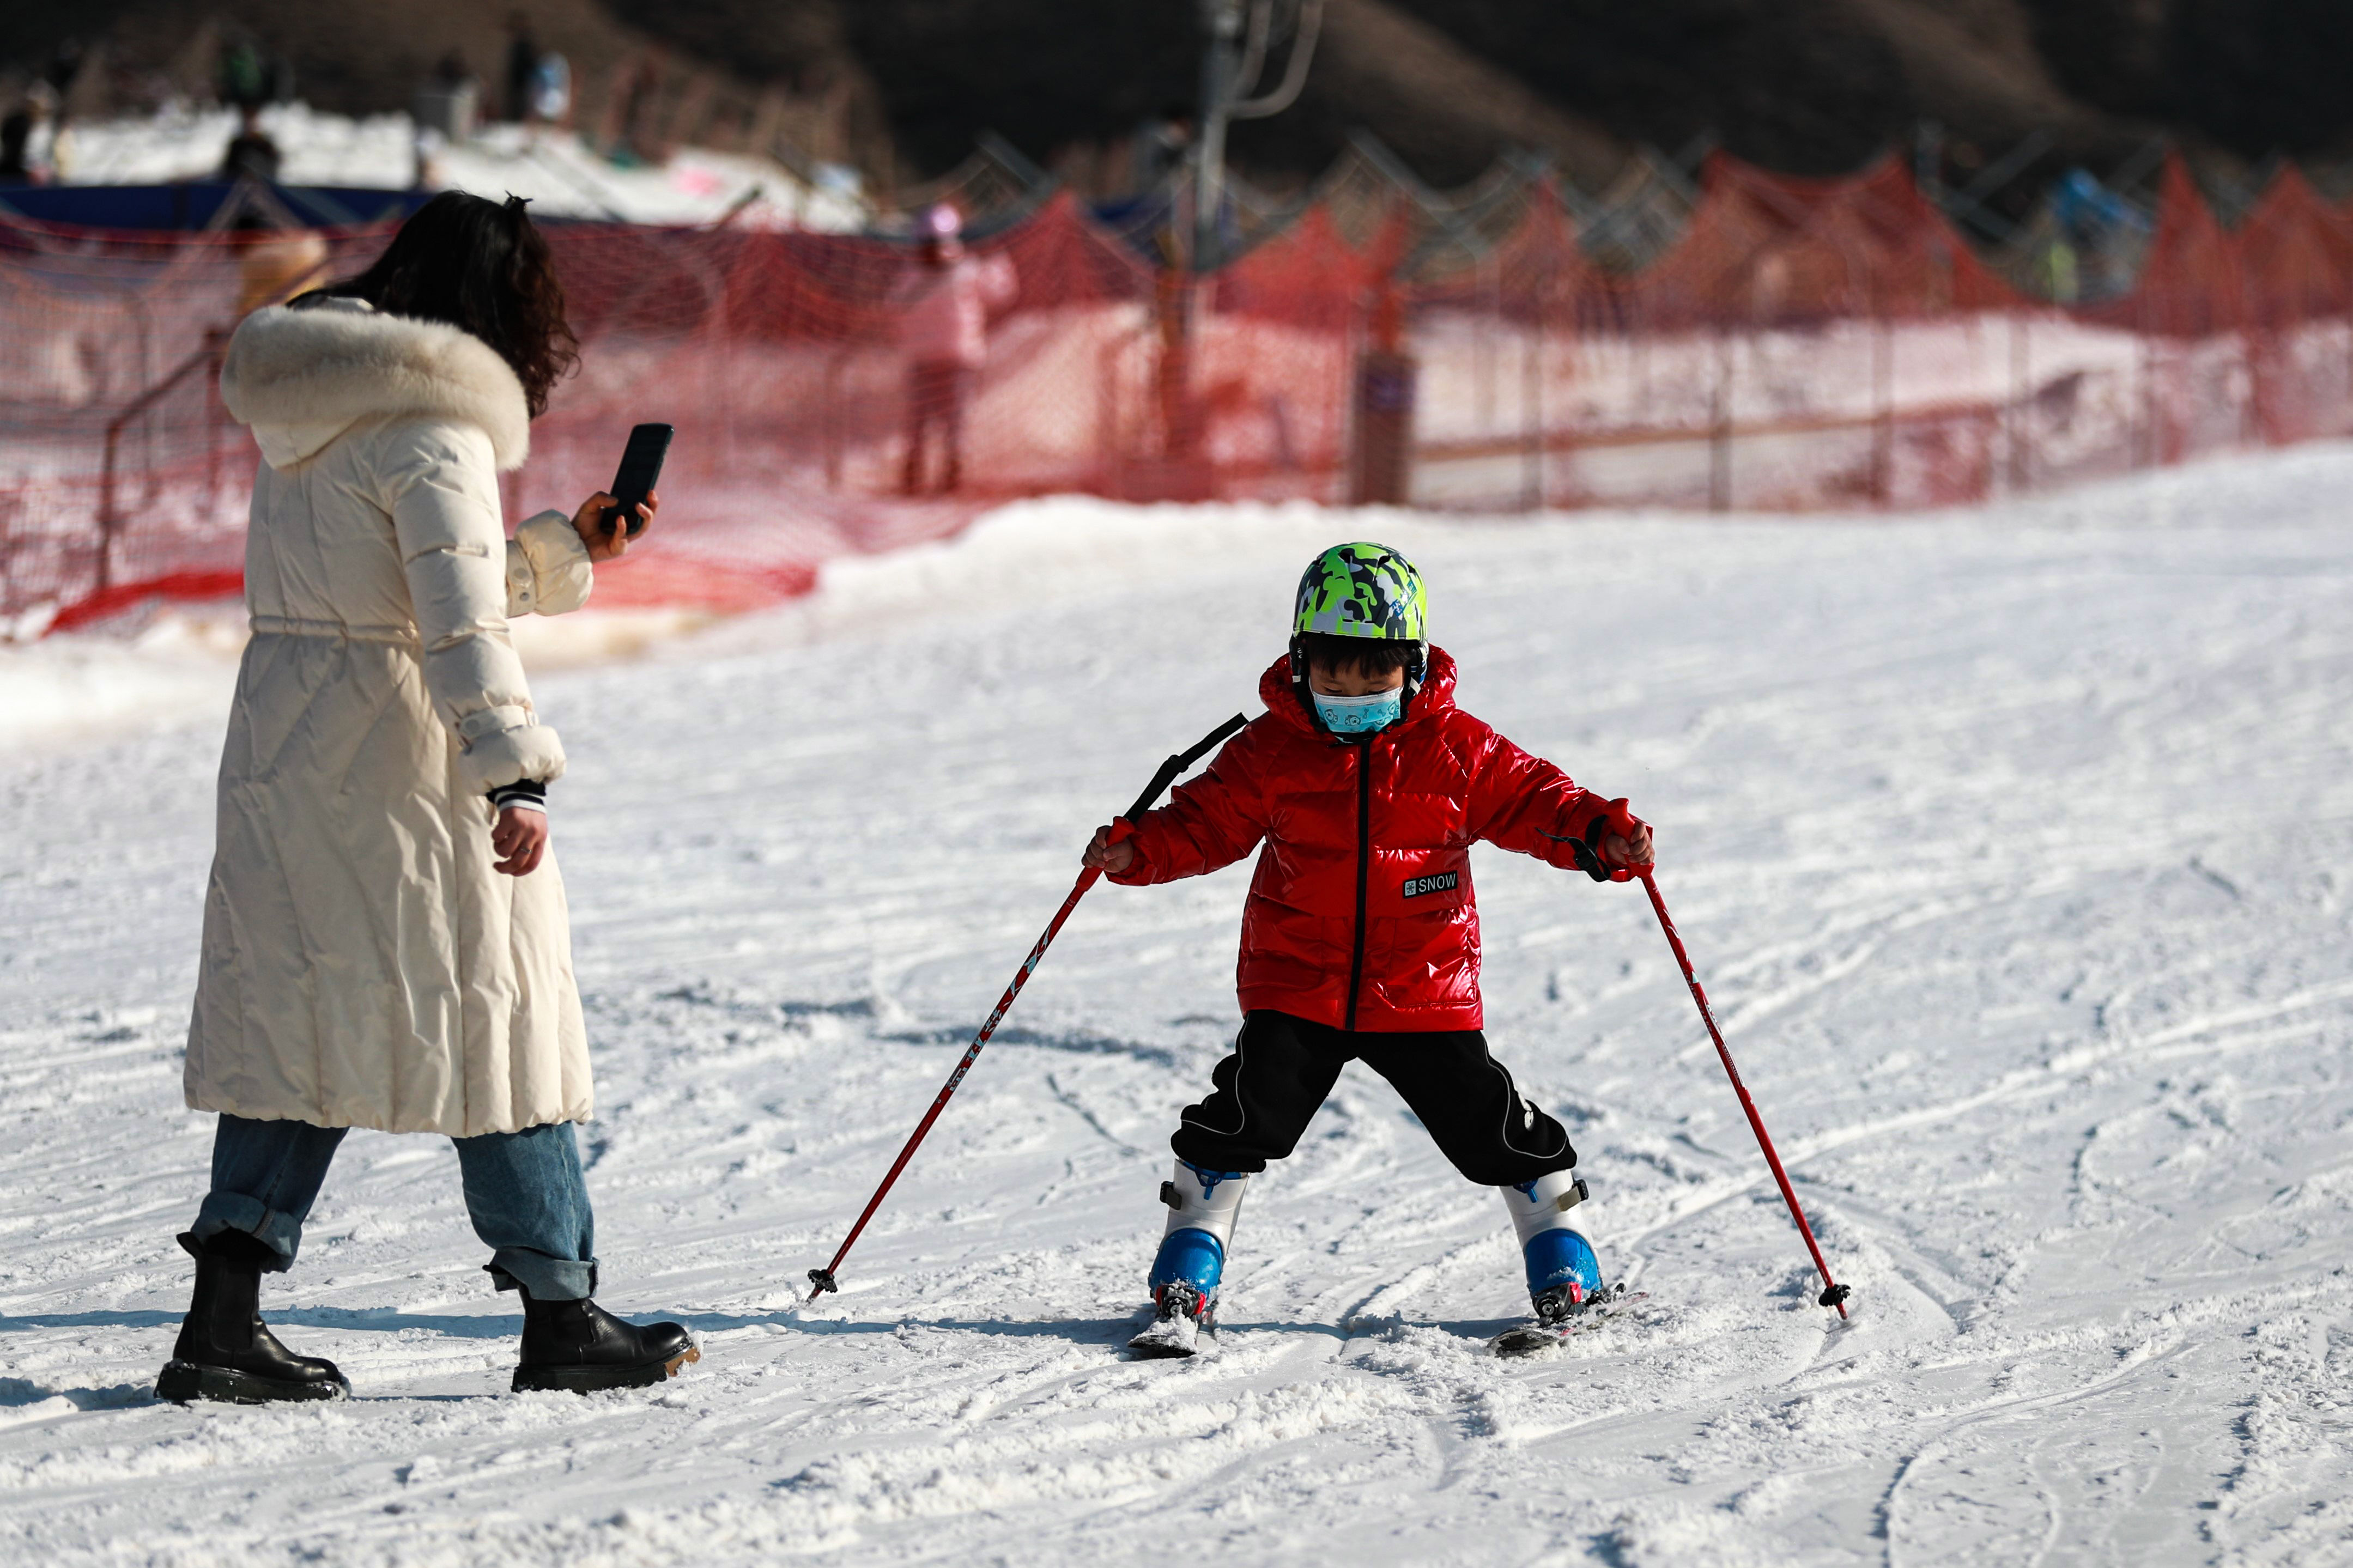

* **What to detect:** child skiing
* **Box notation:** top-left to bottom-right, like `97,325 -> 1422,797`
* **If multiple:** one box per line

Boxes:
1082,543 -> 1653,1357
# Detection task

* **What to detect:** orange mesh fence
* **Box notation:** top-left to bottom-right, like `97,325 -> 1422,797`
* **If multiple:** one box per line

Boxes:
2,194 -> 1154,631
504,197 -> 1153,613
1405,151 -> 2353,512
1408,155 -> 2045,511
0,221 -> 380,630
4,152 -> 2351,635
2222,166 -> 2353,449
1186,204 -> 1413,500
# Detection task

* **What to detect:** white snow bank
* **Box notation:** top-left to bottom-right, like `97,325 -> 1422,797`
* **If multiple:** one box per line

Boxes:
687,495 -> 1380,656
53,106 -> 868,230
0,605 -> 247,755
0,605 -> 720,756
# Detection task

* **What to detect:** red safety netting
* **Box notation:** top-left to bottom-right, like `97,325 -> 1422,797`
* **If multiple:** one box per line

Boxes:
1614,153 -> 2026,327
5,150 -> 2352,636
1400,155 -> 2038,510
2067,155 -> 2353,465
3,195 -> 1155,631
2222,165 -> 2353,448
0,221 -> 378,629
1180,205 -> 1412,497
510,196 -> 1153,611
1403,151 -> 2353,511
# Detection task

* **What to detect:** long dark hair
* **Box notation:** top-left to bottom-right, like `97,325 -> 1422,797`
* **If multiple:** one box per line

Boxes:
324,192 -> 579,417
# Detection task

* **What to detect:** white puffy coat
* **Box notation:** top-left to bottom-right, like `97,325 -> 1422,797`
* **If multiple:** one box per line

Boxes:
186,297 -> 596,1136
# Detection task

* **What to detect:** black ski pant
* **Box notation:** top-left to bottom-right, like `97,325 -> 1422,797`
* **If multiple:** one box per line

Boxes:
1171,1010 -> 1577,1186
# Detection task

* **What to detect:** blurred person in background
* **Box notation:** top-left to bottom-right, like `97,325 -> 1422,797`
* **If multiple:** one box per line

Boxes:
1133,104 -> 1194,192
421,49 -> 480,137
159,192 -> 699,1407
217,104 -> 282,184
609,48 -> 665,165
505,13 -> 542,124
894,203 -> 1016,495
0,84 -> 58,184
219,33 -> 268,113
35,38 -> 82,176
40,37 -> 84,101
529,50 -> 572,130
412,51 -> 481,186
0,99 -> 40,185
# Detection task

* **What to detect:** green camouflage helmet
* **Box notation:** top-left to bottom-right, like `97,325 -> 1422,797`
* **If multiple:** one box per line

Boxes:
1293,542 -> 1427,643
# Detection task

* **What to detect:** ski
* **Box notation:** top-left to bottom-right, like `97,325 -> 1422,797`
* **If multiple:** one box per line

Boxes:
1490,1284 -> 1645,1358
1126,1282 -> 1220,1359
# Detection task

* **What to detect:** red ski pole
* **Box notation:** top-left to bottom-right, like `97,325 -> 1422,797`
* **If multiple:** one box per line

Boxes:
805,713 -> 1248,1301
1578,800 -> 1853,1319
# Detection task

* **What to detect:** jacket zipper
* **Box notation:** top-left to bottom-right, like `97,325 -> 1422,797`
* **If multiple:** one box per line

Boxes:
1343,738 -> 1373,1031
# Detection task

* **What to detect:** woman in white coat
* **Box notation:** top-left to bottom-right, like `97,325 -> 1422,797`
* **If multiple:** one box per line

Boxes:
161,193 -> 695,1405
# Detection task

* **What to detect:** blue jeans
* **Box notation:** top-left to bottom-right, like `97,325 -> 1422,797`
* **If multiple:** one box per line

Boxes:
192,1114 -> 599,1300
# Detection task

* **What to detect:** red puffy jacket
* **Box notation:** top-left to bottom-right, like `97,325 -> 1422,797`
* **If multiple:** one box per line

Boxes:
1111,649 -> 1622,1032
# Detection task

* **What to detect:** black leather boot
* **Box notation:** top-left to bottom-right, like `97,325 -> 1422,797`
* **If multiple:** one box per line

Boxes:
512,1289 -> 699,1394
155,1231 -> 349,1405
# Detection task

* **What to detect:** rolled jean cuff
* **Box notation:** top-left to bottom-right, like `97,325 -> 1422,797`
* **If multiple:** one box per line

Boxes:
482,1247 -> 598,1301
192,1192 -> 304,1272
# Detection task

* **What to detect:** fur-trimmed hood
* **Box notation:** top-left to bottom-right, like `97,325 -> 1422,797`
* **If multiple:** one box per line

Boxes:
221,296 -> 531,472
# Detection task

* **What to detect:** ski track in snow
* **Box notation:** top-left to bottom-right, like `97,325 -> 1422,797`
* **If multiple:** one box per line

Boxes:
5,452 -> 2353,1564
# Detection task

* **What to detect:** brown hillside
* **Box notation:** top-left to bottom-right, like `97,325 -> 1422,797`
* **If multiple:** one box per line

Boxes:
4,0 -> 2348,196
2,0 -> 893,183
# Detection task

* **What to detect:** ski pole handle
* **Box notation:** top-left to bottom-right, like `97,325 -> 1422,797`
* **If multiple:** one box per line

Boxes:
1595,797 -> 1646,884
1537,796 -> 1653,884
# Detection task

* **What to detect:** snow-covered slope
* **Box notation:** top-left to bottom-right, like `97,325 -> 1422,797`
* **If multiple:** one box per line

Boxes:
51,105 -> 867,229
4,452 -> 2353,1564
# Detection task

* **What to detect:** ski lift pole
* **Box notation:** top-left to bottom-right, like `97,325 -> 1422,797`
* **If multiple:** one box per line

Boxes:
805,712 -> 1249,1301
1192,0 -> 1242,274
1572,799 -> 1853,1318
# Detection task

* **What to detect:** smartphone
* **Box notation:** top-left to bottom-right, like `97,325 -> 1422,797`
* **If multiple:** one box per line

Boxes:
604,423 -> 673,538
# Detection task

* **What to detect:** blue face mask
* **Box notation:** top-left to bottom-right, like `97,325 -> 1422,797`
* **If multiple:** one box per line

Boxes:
1313,688 -> 1404,734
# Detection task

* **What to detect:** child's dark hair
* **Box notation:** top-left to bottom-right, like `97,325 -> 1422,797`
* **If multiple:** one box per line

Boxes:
1298,633 -> 1419,677
314,192 -> 579,416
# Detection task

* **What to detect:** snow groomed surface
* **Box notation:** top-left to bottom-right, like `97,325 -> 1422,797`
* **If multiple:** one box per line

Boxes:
4,451 -> 2352,1563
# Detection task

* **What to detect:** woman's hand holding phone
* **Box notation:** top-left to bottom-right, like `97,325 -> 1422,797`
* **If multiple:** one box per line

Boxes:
571,489 -> 659,562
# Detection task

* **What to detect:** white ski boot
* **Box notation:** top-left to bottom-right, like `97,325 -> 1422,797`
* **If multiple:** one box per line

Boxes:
1127,1160 -> 1250,1360
1491,1169 -> 1629,1357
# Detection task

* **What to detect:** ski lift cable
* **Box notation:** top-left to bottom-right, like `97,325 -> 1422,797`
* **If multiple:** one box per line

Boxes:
1232,0 -> 1276,106
1957,129 -> 2052,207
2108,136 -> 2170,200
520,142 -> 630,223
1228,0 -> 1324,121
976,130 -> 1053,194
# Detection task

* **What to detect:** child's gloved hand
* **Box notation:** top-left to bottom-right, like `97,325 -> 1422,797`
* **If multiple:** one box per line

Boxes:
1601,822 -> 1653,871
1550,798 -> 1654,881
1082,824 -> 1136,874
